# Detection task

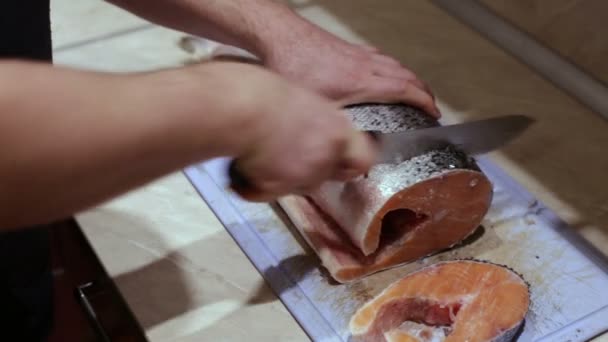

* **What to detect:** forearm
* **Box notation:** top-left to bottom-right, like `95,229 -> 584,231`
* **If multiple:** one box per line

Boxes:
0,61 -> 243,230
106,0 -> 307,58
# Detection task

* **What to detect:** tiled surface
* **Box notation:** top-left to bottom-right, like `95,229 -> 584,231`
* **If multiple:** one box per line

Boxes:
76,174 -> 306,341
52,1 -> 214,72
51,0 -> 608,341
51,0 -> 149,49
54,26 -> 191,72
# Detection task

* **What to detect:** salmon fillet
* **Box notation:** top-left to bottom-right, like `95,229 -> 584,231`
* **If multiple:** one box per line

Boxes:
349,260 -> 530,342
278,105 -> 493,282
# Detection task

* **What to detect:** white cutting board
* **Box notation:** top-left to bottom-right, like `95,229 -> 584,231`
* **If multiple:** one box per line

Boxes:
185,157 -> 608,342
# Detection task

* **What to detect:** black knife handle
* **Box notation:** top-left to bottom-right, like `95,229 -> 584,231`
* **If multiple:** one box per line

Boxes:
228,159 -> 259,198
365,130 -> 382,143
228,131 -> 381,198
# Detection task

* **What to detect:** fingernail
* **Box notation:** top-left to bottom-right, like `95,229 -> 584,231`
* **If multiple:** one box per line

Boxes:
433,107 -> 442,118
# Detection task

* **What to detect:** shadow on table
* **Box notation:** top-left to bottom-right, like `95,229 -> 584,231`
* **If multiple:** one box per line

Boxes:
106,210 -> 306,339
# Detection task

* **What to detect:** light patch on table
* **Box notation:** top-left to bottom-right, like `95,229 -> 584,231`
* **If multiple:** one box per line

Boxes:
78,174 -> 225,273
147,299 -> 242,341
50,0 -> 148,48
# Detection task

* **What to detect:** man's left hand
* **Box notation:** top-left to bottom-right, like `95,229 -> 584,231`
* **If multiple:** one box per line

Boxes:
260,21 -> 440,118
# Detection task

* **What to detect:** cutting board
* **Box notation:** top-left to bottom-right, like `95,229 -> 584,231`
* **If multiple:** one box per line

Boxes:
185,157 -> 608,342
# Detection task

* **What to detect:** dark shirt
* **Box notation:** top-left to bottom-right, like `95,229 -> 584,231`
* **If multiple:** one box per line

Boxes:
1,0 -> 52,60
0,0 -> 54,340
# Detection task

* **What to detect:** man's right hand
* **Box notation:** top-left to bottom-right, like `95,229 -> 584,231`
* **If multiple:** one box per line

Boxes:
0,59 -> 375,228
197,61 -> 377,201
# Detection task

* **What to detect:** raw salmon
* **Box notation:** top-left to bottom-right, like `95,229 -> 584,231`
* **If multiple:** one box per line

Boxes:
278,105 -> 493,282
349,260 -> 530,342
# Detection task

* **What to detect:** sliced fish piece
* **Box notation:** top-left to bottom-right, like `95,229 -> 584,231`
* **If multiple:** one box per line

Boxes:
349,260 -> 530,342
278,105 -> 493,282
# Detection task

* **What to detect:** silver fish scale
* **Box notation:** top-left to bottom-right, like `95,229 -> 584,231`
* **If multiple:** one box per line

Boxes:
369,149 -> 474,196
345,104 -> 479,197
345,104 -> 437,133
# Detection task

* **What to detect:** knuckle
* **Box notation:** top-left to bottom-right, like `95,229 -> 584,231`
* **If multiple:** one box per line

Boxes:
359,50 -> 374,62
399,80 -> 415,94
351,70 -> 369,88
402,70 -> 417,80
329,117 -> 350,140
422,92 -> 434,105
257,180 -> 283,196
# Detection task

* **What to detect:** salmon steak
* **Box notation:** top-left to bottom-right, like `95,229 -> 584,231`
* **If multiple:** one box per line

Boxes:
278,104 -> 493,283
349,260 -> 530,342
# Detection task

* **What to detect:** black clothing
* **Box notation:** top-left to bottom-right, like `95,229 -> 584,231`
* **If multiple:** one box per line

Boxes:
0,1 -> 54,340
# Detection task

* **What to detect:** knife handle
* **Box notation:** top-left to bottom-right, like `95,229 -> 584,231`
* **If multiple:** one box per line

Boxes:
229,131 -> 381,198
228,159 -> 260,198
365,130 -> 382,143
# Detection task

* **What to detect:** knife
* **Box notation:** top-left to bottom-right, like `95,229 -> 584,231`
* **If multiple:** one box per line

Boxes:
228,114 -> 534,197
370,114 -> 534,165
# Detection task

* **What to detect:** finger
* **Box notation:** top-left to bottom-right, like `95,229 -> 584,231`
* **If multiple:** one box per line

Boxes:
360,44 -> 380,53
422,81 -> 436,101
241,170 -> 326,202
238,129 -> 348,201
407,78 -> 436,102
372,54 -> 405,68
240,188 -> 288,202
334,129 -> 377,180
401,83 -> 440,118
248,181 -> 325,201
371,64 -> 431,95
231,178 -> 280,202
238,190 -> 276,202
363,76 -> 441,118
213,54 -> 263,66
408,78 -> 436,100
290,184 -> 325,197
372,63 -> 418,81
230,171 -> 283,202
230,152 -> 290,201
237,175 -> 311,202
370,56 -> 436,97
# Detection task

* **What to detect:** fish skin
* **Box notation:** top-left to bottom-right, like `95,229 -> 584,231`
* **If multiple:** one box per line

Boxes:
279,104 -> 494,283
310,104 -> 491,256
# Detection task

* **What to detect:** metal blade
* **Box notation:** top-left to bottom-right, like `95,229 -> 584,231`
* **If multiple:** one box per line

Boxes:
374,114 -> 534,164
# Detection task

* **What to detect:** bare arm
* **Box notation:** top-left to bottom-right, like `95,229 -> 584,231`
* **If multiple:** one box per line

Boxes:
107,0 -> 441,115
0,60 -> 374,230
0,61 -> 246,229
106,0 -> 295,59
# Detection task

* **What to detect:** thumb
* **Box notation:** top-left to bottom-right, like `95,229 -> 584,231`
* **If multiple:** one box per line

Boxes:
333,129 -> 378,180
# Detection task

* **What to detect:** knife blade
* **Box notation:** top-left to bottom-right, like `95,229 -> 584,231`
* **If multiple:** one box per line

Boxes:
370,114 -> 534,164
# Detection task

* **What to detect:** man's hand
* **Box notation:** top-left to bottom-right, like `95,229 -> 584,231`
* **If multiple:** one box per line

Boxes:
201,62 -> 377,201
108,0 -> 440,117
261,24 -> 440,117
0,60 -> 376,228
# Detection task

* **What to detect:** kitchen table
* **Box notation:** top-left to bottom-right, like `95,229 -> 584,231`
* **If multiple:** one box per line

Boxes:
62,0 -> 608,340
